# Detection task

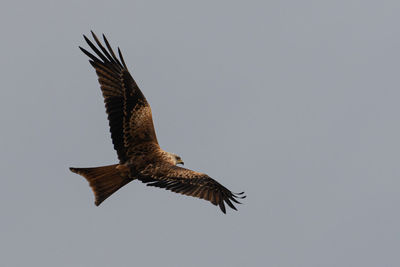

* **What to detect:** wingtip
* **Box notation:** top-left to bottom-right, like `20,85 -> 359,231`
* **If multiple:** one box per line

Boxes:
90,30 -> 99,41
102,33 -> 108,44
219,201 -> 226,214
117,47 -> 127,68
234,192 -> 246,199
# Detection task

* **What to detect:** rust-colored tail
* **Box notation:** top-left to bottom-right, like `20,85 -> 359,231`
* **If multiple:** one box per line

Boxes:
70,164 -> 132,206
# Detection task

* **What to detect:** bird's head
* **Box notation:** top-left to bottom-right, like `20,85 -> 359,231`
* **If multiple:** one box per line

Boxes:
167,152 -> 184,166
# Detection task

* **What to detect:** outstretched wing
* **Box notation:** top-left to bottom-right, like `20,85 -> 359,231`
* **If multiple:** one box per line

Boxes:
138,164 -> 246,213
80,32 -> 158,163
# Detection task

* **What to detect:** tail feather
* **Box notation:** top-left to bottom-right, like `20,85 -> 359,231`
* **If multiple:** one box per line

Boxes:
70,164 -> 132,206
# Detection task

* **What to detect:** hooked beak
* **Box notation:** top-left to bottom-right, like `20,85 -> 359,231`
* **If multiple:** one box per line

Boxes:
177,159 -> 184,165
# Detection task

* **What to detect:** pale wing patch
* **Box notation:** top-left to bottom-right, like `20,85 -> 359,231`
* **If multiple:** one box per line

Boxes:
123,104 -> 158,157
130,105 -> 151,131
166,168 -> 205,178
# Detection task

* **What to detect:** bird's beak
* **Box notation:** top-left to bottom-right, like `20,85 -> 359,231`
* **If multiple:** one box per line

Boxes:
177,159 -> 184,165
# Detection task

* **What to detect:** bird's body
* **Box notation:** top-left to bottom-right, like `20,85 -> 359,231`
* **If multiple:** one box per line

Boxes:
70,32 -> 245,213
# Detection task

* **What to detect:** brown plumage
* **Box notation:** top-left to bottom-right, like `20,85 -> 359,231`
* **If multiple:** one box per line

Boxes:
70,31 -> 245,213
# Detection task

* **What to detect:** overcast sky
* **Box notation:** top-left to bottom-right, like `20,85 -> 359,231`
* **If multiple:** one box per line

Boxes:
1,1 -> 400,266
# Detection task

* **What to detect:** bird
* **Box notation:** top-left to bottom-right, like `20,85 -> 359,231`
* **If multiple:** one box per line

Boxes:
70,31 -> 245,213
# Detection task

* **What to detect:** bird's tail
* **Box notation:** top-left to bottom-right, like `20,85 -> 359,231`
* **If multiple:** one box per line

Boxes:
69,164 -> 132,206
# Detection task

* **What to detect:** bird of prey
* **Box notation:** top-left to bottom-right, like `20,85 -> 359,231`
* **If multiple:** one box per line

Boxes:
70,32 -> 245,213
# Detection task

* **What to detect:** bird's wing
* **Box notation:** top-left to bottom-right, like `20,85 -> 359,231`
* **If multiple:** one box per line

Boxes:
80,32 -> 158,163
137,163 -> 245,213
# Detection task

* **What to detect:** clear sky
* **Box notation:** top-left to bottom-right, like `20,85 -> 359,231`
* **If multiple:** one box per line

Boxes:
1,1 -> 400,266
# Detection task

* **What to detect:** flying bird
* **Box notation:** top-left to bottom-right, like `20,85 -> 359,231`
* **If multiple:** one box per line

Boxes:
70,32 -> 245,213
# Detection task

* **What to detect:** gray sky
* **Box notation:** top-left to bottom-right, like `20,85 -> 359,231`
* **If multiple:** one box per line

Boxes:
1,0 -> 400,266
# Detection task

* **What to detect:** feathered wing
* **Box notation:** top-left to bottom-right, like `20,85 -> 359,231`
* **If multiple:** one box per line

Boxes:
137,164 -> 246,213
79,31 -> 158,163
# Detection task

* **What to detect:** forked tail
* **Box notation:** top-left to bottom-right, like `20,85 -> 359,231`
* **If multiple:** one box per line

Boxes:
69,164 -> 132,206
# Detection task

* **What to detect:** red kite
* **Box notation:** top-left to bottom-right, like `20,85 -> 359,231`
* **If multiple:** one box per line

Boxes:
70,32 -> 245,213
